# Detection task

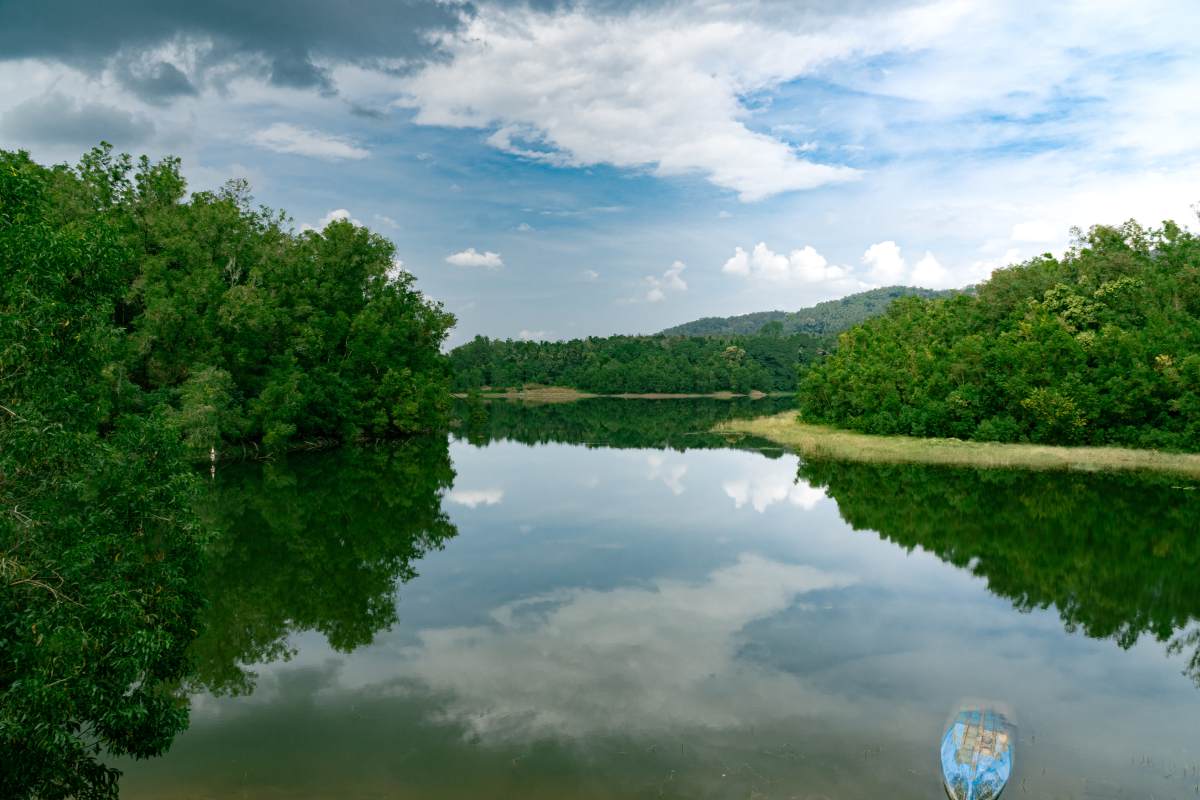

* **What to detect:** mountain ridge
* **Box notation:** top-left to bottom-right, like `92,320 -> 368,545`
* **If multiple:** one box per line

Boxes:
660,286 -> 960,337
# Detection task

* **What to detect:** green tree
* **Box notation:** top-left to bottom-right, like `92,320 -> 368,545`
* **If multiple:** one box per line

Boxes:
797,219 -> 1200,450
1,148 -> 205,799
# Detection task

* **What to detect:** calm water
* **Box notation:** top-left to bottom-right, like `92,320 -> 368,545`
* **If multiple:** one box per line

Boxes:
120,399 -> 1200,799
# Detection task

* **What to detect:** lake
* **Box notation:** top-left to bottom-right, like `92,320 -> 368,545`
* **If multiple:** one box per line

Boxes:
119,399 -> 1200,799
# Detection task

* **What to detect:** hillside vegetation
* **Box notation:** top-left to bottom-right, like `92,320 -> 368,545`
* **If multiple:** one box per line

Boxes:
798,220 -> 1200,450
449,332 -> 824,394
660,286 -> 957,337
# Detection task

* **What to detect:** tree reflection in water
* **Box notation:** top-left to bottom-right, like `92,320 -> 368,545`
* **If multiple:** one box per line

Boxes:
189,435 -> 457,695
798,459 -> 1200,686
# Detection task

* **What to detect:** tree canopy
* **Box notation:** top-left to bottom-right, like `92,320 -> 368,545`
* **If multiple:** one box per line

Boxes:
798,220 -> 1200,450
450,333 -> 825,394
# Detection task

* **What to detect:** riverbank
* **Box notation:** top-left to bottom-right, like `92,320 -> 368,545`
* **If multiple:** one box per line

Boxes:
718,412 -> 1200,478
454,387 -> 779,404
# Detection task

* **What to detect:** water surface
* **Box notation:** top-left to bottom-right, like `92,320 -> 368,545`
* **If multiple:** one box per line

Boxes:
121,399 -> 1200,799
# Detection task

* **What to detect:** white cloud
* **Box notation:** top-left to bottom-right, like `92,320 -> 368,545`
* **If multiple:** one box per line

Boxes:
909,251 -> 953,289
860,242 -> 960,289
722,242 -> 851,286
861,240 -> 907,285
723,239 -> 968,291
385,258 -> 407,285
250,123 -> 369,160
517,329 -> 548,341
300,208 -> 361,232
580,269 -> 600,282
516,222 -> 534,232
446,248 -> 504,269
643,260 -> 688,303
966,247 -> 1023,285
393,4 -> 975,200
374,214 -> 399,229
447,488 -> 504,508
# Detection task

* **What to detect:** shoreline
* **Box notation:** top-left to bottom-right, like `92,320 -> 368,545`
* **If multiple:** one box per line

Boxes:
717,412 -> 1200,478
454,387 -> 786,404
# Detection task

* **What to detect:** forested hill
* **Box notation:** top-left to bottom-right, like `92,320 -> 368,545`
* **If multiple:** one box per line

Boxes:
798,220 -> 1200,451
660,286 -> 959,336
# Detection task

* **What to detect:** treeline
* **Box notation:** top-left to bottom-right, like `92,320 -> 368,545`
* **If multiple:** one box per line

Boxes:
799,220 -> 1200,450
449,332 -> 827,393
0,146 -> 451,797
660,286 -> 956,337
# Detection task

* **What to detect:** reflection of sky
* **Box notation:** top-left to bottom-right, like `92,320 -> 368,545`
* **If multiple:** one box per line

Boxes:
122,439 -> 1200,799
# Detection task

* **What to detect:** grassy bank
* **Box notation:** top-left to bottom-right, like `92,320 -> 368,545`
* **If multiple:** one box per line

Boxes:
718,412 -> 1200,478
454,386 -> 776,404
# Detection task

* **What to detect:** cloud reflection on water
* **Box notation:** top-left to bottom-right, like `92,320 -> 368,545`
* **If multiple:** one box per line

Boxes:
398,553 -> 855,740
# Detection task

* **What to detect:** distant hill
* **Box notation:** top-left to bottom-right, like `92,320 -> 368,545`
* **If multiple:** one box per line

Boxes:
660,286 -> 960,337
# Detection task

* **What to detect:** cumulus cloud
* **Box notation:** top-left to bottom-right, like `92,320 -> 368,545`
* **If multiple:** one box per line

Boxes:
300,208 -> 360,232
965,247 -> 1023,285
393,4 -> 948,200
909,251 -> 951,289
643,260 -> 687,303
723,239 -> 966,291
722,243 -> 850,285
515,222 -> 534,232
446,488 -> 503,508
517,329 -> 548,341
446,248 -> 504,269
861,240 -> 907,285
860,241 -> 961,289
251,123 -> 369,160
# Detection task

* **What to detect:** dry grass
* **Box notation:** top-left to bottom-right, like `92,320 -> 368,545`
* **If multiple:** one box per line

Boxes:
717,412 -> 1200,478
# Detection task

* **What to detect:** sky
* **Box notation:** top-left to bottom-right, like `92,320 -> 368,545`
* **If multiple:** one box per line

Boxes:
2,0 -> 1198,346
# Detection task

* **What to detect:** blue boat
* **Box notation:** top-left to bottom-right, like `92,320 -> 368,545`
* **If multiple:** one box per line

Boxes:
940,707 -> 1014,800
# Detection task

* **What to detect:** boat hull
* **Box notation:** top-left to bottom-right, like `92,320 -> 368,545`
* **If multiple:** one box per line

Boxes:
940,707 -> 1013,800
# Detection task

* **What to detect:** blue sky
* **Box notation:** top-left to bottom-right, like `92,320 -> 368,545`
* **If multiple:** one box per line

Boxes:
2,0 -> 1198,346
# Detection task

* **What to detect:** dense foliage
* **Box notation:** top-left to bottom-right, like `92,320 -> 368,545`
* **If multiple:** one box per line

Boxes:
1,145 -> 454,798
799,221 -> 1200,449
450,333 -> 824,393
1,148 -> 205,798
799,459 -> 1200,685
13,144 -> 455,457
660,286 -> 956,337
